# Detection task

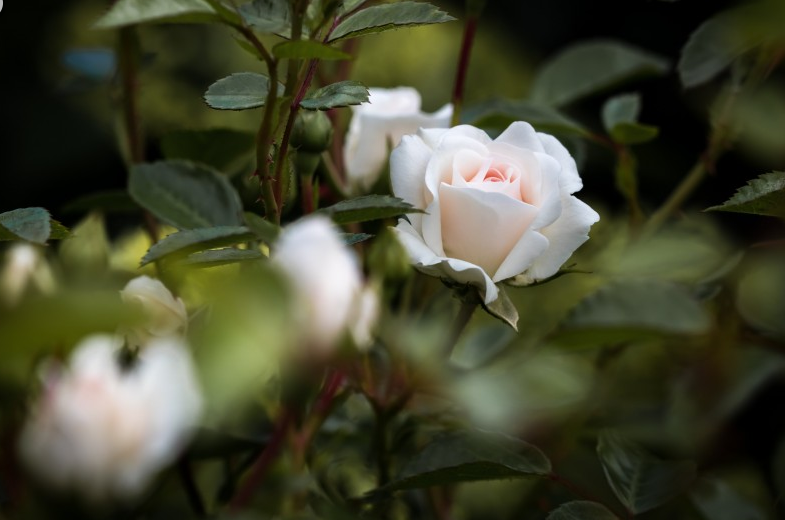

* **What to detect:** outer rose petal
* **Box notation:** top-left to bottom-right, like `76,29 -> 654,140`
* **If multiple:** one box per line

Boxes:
495,121 -> 546,153
523,193 -> 600,282
343,116 -> 394,190
392,220 -> 498,304
390,134 -> 432,217
493,228 -> 550,282
537,132 -> 582,193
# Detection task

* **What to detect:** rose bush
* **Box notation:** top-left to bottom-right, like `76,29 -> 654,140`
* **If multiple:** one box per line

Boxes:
391,122 -> 600,304
343,87 -> 452,193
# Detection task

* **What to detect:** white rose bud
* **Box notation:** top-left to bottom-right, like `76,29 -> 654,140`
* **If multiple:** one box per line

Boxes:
1,243 -> 55,306
272,216 -> 377,355
391,122 -> 600,304
120,275 -> 187,348
343,87 -> 452,194
18,334 -> 203,501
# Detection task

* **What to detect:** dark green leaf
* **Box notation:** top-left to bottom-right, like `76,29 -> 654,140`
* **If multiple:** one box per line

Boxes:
341,232 -> 373,245
547,501 -> 619,520
318,195 -> 424,224
273,40 -> 352,60
300,80 -> 369,110
602,93 -> 640,130
462,98 -> 589,136
128,160 -> 244,229
482,285 -> 519,331
705,171 -> 785,218
49,220 -> 71,240
141,226 -> 255,266
609,123 -> 659,144
556,279 -> 710,346
0,208 -> 51,244
93,0 -> 218,28
382,430 -> 551,491
243,212 -> 281,244
531,40 -> 669,107
328,1 -> 455,42
238,0 -> 291,34
338,0 -> 369,15
736,252 -> 785,338
204,72 -> 278,111
181,248 -> 264,267
161,128 -> 255,172
690,476 -> 767,520
597,430 -> 696,515
63,190 -> 140,214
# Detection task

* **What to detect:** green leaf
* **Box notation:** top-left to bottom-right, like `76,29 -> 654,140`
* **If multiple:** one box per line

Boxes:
597,430 -> 696,515
341,232 -> 373,245
48,220 -> 71,240
689,476 -> 767,520
243,212 -> 281,245
531,40 -> 669,107
238,0 -> 291,34
63,190 -> 140,215
141,226 -> 255,266
318,195 -> 424,224
556,279 -> 710,346
181,248 -> 264,267
382,430 -> 551,491
128,160 -> 244,229
161,128 -> 255,172
481,285 -> 519,331
94,0 -> 218,29
328,1 -> 455,43
273,40 -> 352,60
600,93 -> 659,144
204,73 -> 278,111
0,208 -> 51,244
451,324 -> 515,370
705,171 -> 785,218
338,0 -> 369,15
736,252 -> 785,338
547,501 -> 619,520
300,80 -> 369,110
462,98 -> 589,136
609,123 -> 659,144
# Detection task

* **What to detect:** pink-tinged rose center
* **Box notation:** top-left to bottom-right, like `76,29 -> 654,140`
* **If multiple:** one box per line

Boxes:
464,157 -> 525,201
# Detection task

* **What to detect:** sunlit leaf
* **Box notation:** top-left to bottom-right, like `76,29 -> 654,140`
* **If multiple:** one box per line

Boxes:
531,40 -> 669,107
0,208 -> 52,244
300,81 -> 369,110
181,248 -> 264,267
547,501 -> 619,520
140,226 -> 255,266
462,98 -> 589,136
318,195 -> 423,224
161,128 -> 255,172
273,40 -> 352,60
204,73 -> 279,111
128,160 -> 244,229
597,430 -> 696,515
328,1 -> 455,42
94,0 -> 218,28
381,430 -> 551,491
706,171 -> 785,218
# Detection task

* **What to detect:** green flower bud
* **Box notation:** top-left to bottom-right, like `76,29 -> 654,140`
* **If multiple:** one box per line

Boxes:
291,110 -> 333,154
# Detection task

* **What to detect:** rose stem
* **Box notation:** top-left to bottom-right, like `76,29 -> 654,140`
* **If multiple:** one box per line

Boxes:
450,13 -> 479,127
177,457 -> 207,518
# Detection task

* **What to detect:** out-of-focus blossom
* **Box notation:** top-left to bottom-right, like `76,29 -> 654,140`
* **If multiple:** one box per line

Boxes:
1,243 -> 55,306
120,275 -> 187,348
18,334 -> 202,501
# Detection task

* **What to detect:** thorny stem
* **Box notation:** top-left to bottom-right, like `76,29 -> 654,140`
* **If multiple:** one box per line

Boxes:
450,15 -> 479,127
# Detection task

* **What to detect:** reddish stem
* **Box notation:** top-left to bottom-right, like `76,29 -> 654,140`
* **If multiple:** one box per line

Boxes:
450,15 -> 478,126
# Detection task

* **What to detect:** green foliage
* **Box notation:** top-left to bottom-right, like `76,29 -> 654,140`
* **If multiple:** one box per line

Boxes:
381,430 -> 551,491
531,40 -> 669,107
706,171 -> 785,218
689,477 -> 768,520
300,81 -> 370,110
462,98 -> 589,136
0,208 -> 55,244
736,253 -> 785,338
180,248 -> 264,267
273,40 -> 352,61
546,501 -> 619,520
128,160 -> 244,229
93,0 -> 218,29
597,430 -> 697,515
160,128 -> 255,172
601,93 -> 659,144
481,285 -> 519,331
328,1 -> 455,42
239,0 -> 291,35
204,73 -> 280,111
63,191 -> 139,215
318,195 -> 424,224
243,211 -> 281,245
140,226 -> 255,266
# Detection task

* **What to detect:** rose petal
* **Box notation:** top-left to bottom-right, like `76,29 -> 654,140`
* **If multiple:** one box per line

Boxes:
343,116 -> 392,190
425,133 -> 489,202
439,183 -> 538,279
493,228 -> 550,282
524,193 -> 600,281
529,153 -> 563,230
390,134 -> 433,219
495,121 -> 545,153
537,132 -> 582,193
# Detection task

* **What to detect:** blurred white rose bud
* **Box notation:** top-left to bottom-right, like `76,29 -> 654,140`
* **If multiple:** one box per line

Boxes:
1,243 -> 55,306
343,87 -> 452,194
272,216 -> 378,355
18,334 -> 203,501
120,275 -> 187,348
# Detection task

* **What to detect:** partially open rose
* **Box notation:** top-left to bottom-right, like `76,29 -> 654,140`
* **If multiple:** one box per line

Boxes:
391,122 -> 599,304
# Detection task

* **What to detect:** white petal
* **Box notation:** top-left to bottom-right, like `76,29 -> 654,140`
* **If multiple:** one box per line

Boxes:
424,133 -> 489,202
495,121 -> 545,153
525,193 -> 600,281
343,115 -> 391,190
493,229 -> 550,282
537,132 -> 582,193
439,184 -> 538,279
529,153 -> 563,230
390,134 -> 432,212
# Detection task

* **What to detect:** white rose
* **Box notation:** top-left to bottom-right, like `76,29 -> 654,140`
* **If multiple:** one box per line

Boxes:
343,87 -> 452,193
19,334 -> 202,500
272,216 -> 377,354
120,275 -> 187,347
391,122 -> 600,304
